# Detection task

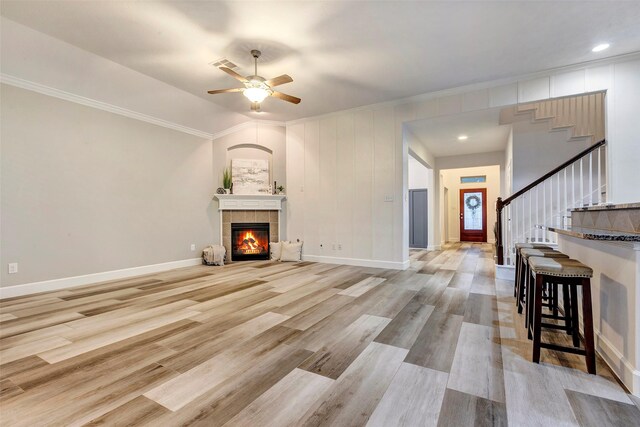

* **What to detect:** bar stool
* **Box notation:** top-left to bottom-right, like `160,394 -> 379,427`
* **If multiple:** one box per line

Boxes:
517,248 -> 568,320
514,243 -> 552,299
527,256 -> 595,374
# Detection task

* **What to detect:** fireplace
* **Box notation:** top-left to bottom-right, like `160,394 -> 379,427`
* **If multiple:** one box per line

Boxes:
231,223 -> 270,261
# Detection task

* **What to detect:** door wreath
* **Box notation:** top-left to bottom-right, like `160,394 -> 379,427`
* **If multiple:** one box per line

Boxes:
465,194 -> 481,211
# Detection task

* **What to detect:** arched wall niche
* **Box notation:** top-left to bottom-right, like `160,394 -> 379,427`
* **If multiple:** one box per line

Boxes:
210,122 -> 287,243
227,143 -> 275,186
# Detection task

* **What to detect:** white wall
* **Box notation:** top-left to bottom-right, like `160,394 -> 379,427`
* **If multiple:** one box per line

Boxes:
441,165 -> 501,243
558,236 -> 640,396
408,156 -> 429,189
432,151 -> 506,246
212,123 -> 287,244
286,55 -> 640,268
406,128 -> 435,168
607,59 -> 640,204
0,17 -> 248,136
1,84 -> 216,288
505,127 -> 513,196
511,123 -> 593,193
286,109 -> 405,268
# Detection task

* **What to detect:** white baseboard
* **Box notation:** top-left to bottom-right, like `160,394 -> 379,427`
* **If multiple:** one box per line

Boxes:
595,329 -> 640,396
495,265 -> 515,281
0,258 -> 203,299
427,245 -> 441,251
302,255 -> 410,270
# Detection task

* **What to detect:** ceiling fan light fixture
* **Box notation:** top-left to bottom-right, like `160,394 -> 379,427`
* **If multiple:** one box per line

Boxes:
243,78 -> 273,103
208,49 -> 299,108
243,87 -> 270,103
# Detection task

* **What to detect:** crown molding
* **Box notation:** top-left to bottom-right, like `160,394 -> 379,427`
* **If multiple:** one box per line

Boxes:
285,51 -> 640,126
211,119 -> 286,140
0,73 -> 286,142
1,73 -> 216,140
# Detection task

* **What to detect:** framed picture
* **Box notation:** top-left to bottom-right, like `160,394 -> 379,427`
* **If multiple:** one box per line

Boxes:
231,159 -> 270,194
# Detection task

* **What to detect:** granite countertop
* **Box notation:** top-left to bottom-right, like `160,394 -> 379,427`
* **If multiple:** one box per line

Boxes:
540,224 -> 640,242
572,202 -> 640,212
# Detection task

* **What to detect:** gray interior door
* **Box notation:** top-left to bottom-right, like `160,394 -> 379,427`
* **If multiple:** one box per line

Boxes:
409,189 -> 428,248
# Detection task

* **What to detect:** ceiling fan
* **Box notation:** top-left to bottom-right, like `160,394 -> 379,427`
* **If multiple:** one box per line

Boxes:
207,49 -> 301,112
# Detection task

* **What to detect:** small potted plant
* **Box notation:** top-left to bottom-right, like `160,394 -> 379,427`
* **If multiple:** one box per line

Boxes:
276,185 -> 285,195
222,168 -> 232,194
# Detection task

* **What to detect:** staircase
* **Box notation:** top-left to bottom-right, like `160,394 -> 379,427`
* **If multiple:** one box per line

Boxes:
516,92 -> 605,143
496,92 -> 607,266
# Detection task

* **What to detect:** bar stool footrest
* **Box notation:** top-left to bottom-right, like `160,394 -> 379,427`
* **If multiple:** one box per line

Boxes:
540,342 -> 586,355
541,314 -> 569,321
540,322 -> 570,330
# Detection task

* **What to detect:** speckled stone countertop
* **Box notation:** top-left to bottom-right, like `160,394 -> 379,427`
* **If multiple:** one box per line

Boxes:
572,202 -> 640,212
542,224 -> 640,242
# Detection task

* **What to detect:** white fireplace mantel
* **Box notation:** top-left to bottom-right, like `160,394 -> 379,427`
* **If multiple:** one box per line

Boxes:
213,194 -> 286,211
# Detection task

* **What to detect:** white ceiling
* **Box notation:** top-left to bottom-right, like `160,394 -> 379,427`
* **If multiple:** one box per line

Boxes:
2,1 -> 640,122
406,108 -> 511,157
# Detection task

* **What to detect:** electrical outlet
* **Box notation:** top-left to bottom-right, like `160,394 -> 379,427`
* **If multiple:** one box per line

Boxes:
338,244 -> 342,250
384,195 -> 394,202
8,263 -> 18,274
190,243 -> 196,251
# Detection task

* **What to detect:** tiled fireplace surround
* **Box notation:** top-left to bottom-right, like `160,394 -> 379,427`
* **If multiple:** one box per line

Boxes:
222,210 -> 279,261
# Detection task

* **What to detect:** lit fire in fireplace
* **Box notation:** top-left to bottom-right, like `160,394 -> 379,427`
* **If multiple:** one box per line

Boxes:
236,231 -> 266,255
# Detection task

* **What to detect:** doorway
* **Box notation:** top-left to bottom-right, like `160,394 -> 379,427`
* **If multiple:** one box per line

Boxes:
409,189 -> 428,248
459,188 -> 487,242
444,187 -> 449,243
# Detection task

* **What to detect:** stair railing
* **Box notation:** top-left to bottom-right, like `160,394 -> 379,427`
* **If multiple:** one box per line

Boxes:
496,139 -> 607,265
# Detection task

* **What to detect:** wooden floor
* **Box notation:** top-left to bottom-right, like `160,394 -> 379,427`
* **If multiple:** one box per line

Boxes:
1,243 -> 639,426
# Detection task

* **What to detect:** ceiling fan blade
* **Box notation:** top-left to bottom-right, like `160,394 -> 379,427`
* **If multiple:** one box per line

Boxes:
271,91 -> 301,104
251,102 -> 261,112
207,88 -> 244,95
219,67 -> 248,83
265,74 -> 293,88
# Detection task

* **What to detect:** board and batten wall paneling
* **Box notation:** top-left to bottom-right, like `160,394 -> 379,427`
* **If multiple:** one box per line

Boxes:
285,123 -> 305,242
287,107 -> 402,265
353,110 -> 375,260
373,107 -> 396,262
303,120 -> 320,253
319,117 -> 338,255
0,84 -> 215,288
395,103 -> 416,263
336,114 -> 356,258
287,55 -> 640,266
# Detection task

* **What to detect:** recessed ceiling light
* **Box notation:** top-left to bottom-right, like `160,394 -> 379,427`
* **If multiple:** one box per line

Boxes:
458,135 -> 468,141
592,43 -> 610,52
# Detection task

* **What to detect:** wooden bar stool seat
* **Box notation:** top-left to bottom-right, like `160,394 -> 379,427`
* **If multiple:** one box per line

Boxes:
514,243 -> 552,298
527,256 -> 596,374
517,248 -> 567,317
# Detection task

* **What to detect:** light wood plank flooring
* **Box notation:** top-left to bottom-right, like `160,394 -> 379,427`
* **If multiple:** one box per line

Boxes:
1,243 -> 638,426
